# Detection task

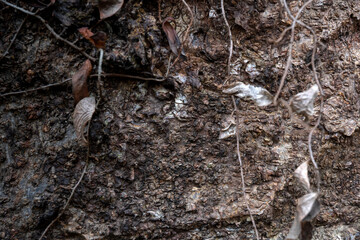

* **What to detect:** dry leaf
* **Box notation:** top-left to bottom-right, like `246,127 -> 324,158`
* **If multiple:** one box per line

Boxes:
98,0 -> 124,20
90,31 -> 108,49
73,96 -> 96,146
223,82 -> 273,106
286,192 -> 320,239
291,85 -> 319,115
72,59 -> 92,105
79,27 -> 95,45
294,161 -> 311,191
78,28 -> 107,49
162,17 -> 182,56
297,192 -> 319,221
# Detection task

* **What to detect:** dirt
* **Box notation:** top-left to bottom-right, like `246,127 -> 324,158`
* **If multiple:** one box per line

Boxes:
0,0 -> 359,239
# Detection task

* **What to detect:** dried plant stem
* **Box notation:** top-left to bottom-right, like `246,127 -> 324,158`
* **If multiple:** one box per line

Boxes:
273,0 -> 314,105
0,78 -> 72,97
0,0 -> 95,62
232,96 -> 260,240
169,0 -> 193,69
97,49 -> 104,100
0,74 -> 165,98
91,73 -> 165,82
221,0 -> 233,75
158,0 -> 162,23
0,15 -> 27,59
39,142 -> 90,240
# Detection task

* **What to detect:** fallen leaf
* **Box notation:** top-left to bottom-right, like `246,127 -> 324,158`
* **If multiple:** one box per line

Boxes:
291,84 -> 319,115
72,60 -> 92,105
162,17 -> 182,56
223,82 -> 273,106
98,0 -> 124,20
73,96 -> 96,146
79,27 -> 95,44
286,192 -> 320,240
79,28 -> 107,49
90,31 -> 108,49
294,161 -> 311,192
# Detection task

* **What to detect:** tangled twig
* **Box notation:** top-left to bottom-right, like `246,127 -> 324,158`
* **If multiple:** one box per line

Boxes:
169,0 -> 194,69
221,0 -> 233,76
232,96 -> 260,240
0,0 -> 96,62
273,0 -> 315,105
283,0 -> 322,192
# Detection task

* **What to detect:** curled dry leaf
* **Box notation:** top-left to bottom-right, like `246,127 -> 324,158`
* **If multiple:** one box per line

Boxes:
294,161 -> 311,192
291,84 -> 319,115
72,59 -> 92,105
98,0 -> 124,20
162,17 -> 183,57
223,82 -> 273,106
90,31 -> 108,49
286,192 -> 320,240
78,28 -> 107,49
79,27 -> 94,44
73,96 -> 96,146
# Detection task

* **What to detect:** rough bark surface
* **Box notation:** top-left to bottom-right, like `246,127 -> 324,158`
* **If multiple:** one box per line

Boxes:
0,0 -> 360,239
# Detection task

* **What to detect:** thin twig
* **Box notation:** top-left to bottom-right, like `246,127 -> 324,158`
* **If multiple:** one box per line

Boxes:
169,0 -> 193,69
39,143 -> 90,240
0,15 -> 27,59
0,0 -> 96,62
90,73 -> 165,82
273,0 -> 314,105
97,49 -> 104,100
232,96 -> 260,240
221,0 -> 233,76
158,0 -> 162,23
0,78 -> 71,97
0,74 -> 165,98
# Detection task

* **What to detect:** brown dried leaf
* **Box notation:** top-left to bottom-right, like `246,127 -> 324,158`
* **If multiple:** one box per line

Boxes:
294,161 -> 311,191
90,31 -> 108,49
72,60 -> 92,105
162,17 -> 181,56
98,0 -> 124,20
78,28 -> 107,49
78,27 -> 95,45
73,96 -> 96,146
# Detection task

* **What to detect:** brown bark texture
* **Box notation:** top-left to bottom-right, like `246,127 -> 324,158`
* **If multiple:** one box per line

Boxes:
0,0 -> 360,239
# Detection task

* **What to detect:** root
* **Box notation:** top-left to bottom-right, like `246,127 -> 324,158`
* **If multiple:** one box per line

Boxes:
232,96 -> 260,240
221,0 -> 233,76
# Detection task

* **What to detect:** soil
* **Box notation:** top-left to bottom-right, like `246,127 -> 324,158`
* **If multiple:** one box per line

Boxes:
0,0 -> 359,239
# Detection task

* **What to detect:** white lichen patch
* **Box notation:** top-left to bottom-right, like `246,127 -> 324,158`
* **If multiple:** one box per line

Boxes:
223,82 -> 273,107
